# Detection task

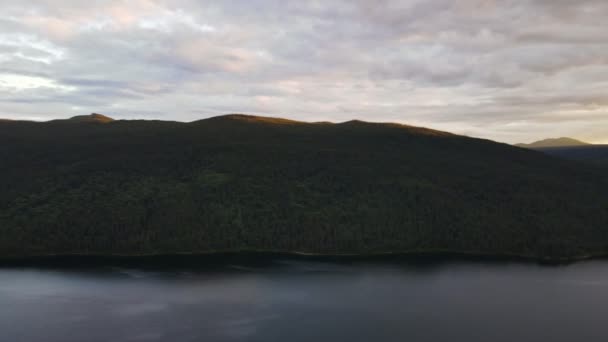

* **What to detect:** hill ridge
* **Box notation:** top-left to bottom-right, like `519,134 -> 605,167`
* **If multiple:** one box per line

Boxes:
516,137 -> 589,148
196,114 -> 305,125
0,113 -> 458,138
61,113 -> 115,123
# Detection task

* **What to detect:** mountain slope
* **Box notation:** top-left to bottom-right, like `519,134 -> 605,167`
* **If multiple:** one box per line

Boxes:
532,145 -> 608,167
1,114 -> 607,260
516,137 -> 590,148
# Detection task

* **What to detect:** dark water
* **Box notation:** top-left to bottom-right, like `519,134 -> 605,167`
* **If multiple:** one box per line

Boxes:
2,256 -> 608,342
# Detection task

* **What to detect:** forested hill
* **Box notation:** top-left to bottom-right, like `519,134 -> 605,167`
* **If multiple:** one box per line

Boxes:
524,146 -> 608,168
515,137 -> 608,167
1,114 -> 607,261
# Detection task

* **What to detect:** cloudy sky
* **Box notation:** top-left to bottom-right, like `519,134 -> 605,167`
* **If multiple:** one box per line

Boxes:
1,1 -> 607,143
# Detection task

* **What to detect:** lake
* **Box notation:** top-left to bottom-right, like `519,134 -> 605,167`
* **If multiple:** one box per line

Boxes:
1,255 -> 608,342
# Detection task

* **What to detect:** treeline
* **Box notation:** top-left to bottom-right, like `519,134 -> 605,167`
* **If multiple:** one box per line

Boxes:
1,114 -> 607,260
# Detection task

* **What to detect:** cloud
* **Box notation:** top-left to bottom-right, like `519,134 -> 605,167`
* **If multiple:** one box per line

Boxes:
0,0 -> 606,143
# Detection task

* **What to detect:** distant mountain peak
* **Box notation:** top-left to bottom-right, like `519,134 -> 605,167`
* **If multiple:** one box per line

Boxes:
516,137 -> 590,148
67,113 -> 115,123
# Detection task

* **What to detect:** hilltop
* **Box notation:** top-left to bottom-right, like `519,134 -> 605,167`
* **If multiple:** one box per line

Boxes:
51,113 -> 116,124
1,114 -> 607,261
516,137 -> 590,148
516,137 -> 607,167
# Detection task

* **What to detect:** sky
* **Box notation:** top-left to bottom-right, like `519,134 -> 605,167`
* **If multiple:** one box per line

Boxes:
0,1 -> 607,144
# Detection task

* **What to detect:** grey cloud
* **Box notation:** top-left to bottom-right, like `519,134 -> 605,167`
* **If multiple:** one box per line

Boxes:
59,78 -> 129,88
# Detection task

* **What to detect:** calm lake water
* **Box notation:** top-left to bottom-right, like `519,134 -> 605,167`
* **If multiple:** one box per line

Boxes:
2,256 -> 608,342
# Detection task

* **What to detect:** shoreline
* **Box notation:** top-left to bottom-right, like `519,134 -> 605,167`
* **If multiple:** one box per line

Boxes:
1,249 -> 605,266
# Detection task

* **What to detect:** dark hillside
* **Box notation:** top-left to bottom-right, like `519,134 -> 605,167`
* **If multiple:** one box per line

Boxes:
1,114 -> 607,260
532,146 -> 608,167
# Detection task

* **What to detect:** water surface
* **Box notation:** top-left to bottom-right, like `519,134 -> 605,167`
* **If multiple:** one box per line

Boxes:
2,256 -> 608,342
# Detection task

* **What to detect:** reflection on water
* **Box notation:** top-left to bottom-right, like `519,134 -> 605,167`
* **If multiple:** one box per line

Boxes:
2,256 -> 608,342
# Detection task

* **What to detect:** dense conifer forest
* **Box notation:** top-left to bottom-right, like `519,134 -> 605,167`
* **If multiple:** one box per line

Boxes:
1,114 -> 607,260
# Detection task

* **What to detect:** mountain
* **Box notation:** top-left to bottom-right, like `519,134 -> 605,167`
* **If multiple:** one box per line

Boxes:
531,145 -> 608,167
56,113 -> 115,123
516,137 -> 607,167
1,114 -> 607,261
516,137 -> 590,148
